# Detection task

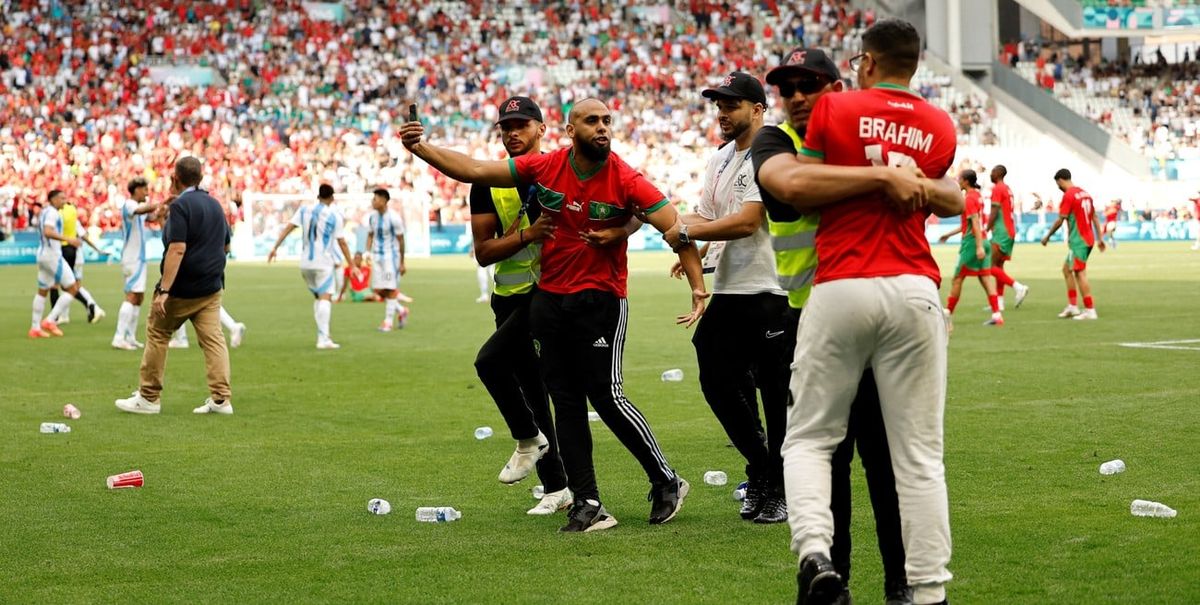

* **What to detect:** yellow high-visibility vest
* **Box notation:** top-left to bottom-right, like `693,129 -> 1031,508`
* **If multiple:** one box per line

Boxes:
490,188 -> 539,296
768,123 -> 819,309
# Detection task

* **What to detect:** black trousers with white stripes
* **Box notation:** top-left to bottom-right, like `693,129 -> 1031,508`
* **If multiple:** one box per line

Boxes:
529,289 -> 676,502
690,292 -> 792,489
474,288 -> 568,493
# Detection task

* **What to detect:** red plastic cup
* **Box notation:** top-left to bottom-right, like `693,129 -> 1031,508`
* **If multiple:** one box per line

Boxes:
63,404 -> 81,420
106,470 -> 144,489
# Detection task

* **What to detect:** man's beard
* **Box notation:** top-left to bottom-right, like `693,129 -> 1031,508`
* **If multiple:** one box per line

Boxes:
720,120 -> 749,142
577,138 -> 611,162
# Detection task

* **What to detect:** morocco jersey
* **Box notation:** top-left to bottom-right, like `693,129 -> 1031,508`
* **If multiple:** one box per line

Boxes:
961,189 -> 985,249
990,182 -> 1015,239
289,202 -> 345,270
800,84 -> 957,286
1060,187 -> 1096,248
121,198 -> 148,266
509,147 -> 670,297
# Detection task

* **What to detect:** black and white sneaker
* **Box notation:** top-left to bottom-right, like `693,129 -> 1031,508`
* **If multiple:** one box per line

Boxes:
559,499 -> 618,533
648,476 -> 689,525
753,493 -> 788,524
884,581 -> 914,605
796,552 -> 844,605
739,479 -> 766,520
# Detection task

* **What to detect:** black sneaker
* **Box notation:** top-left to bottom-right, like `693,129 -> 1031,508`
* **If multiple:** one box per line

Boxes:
796,553 -> 844,605
87,303 -> 96,323
559,499 -> 618,533
832,589 -> 852,605
647,476 -> 690,524
753,493 -> 788,524
884,581 -> 913,605
739,479 -> 766,520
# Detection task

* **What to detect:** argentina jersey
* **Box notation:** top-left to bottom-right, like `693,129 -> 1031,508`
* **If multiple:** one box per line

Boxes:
292,202 -> 345,270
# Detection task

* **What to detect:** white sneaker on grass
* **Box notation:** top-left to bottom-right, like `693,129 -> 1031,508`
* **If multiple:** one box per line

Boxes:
1072,308 -> 1098,321
528,488 -> 572,516
498,432 -> 550,484
1057,305 -> 1080,318
316,339 -> 341,350
115,391 -> 161,414
111,340 -> 137,351
1014,283 -> 1030,308
193,398 -> 233,415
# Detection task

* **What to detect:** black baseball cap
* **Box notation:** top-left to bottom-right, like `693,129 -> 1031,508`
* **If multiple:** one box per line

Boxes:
496,96 -> 544,124
766,47 -> 841,85
701,72 -> 767,105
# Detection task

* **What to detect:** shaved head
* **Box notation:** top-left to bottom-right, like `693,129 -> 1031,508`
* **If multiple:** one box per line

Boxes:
568,98 -> 609,125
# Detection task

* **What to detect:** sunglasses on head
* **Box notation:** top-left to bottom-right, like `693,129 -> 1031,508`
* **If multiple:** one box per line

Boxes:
777,77 -> 829,98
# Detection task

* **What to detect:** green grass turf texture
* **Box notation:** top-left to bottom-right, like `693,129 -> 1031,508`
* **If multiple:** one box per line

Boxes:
1,242 -> 1197,604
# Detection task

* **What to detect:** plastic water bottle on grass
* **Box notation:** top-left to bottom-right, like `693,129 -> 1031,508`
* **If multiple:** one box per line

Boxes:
1099,459 -> 1125,475
661,369 -> 684,382
532,485 -> 545,499
367,498 -> 391,515
416,507 -> 462,523
733,481 -> 748,501
40,422 -> 71,434
703,471 -> 727,486
473,427 -> 493,440
1130,500 -> 1176,518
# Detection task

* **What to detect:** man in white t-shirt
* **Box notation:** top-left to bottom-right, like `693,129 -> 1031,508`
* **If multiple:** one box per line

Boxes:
663,72 -> 793,524
267,184 -> 358,349
364,188 -> 408,331
111,178 -> 158,349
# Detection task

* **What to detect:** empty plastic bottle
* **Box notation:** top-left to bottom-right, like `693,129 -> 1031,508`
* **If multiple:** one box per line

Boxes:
473,427 -> 493,440
1099,459 -> 1126,475
733,481 -> 748,502
661,369 -> 684,382
367,498 -> 391,515
40,422 -> 71,434
532,485 -> 545,499
703,470 -> 728,486
587,411 -> 601,422
416,507 -> 462,523
1130,499 -> 1177,518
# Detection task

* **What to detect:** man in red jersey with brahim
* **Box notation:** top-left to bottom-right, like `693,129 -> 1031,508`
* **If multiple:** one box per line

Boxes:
756,19 -> 961,605
400,98 -> 706,534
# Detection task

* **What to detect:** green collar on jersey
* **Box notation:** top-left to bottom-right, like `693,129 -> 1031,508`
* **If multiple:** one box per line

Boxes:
872,82 -> 922,97
568,149 -> 606,181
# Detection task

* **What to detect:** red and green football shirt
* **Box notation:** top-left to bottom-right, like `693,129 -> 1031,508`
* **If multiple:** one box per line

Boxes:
1060,186 -> 1096,248
799,84 -> 957,286
961,189 -> 984,249
509,147 -> 669,297
990,182 -> 1015,239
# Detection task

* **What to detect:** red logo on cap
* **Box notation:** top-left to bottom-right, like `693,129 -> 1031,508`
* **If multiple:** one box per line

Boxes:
506,100 -> 521,113
789,51 -> 808,65
721,74 -> 735,87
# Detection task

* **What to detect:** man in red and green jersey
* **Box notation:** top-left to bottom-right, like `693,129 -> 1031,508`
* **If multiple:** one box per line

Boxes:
987,165 -> 1029,309
755,19 -> 961,605
401,98 -> 707,534
1041,168 -> 1106,320
938,169 -> 1003,328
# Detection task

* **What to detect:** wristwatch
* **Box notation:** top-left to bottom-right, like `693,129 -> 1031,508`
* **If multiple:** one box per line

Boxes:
678,223 -> 691,245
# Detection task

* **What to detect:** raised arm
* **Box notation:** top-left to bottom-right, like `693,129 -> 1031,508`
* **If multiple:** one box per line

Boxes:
757,153 -> 931,213
400,121 -> 516,187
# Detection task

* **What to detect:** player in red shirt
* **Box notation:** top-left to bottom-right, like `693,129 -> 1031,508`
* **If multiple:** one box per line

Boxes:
1102,199 -> 1120,250
1189,192 -> 1200,251
986,165 -> 1029,309
755,19 -> 959,605
1041,169 -> 1106,320
938,169 -> 1003,327
401,98 -> 706,533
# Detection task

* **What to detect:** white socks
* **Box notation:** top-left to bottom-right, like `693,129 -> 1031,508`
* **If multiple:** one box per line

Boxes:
77,287 -> 98,308
219,307 -> 237,331
476,265 -> 491,298
114,301 -> 141,343
384,298 -> 398,325
46,291 -> 75,322
32,294 -> 46,329
314,299 -> 332,341
172,326 -> 189,343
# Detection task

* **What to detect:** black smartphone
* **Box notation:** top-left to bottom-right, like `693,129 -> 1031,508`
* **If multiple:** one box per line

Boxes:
408,104 -> 418,122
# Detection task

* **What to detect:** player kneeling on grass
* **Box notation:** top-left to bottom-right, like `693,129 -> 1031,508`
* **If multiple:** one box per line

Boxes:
338,253 -> 379,302
939,169 -> 1003,329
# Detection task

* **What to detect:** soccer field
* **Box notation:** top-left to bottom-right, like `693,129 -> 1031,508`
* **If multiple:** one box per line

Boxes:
1,242 -> 1198,604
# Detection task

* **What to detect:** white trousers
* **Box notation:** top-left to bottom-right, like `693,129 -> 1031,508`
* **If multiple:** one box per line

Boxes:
782,275 -> 952,600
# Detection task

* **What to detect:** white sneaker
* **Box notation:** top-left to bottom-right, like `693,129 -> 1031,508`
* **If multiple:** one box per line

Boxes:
528,488 -> 573,516
230,323 -> 246,348
128,339 -> 145,349
193,397 -> 233,415
115,391 -> 161,414
57,315 -> 71,325
475,295 -> 489,303
169,338 -> 190,349
316,339 -> 341,349
1073,308 -> 1098,321
89,306 -> 106,324
111,340 -> 137,350
1014,283 -> 1030,308
498,432 -> 550,484
1057,305 -> 1080,318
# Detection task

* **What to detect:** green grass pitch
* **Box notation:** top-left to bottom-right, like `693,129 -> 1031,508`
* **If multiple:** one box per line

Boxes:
1,242 -> 1197,603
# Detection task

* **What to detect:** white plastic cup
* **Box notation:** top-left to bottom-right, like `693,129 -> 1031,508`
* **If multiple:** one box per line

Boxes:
1099,459 -> 1126,475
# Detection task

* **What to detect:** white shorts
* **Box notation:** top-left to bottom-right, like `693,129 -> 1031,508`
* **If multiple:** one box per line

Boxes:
122,261 -> 147,293
301,267 -> 336,296
37,256 -> 77,290
370,258 -> 399,291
